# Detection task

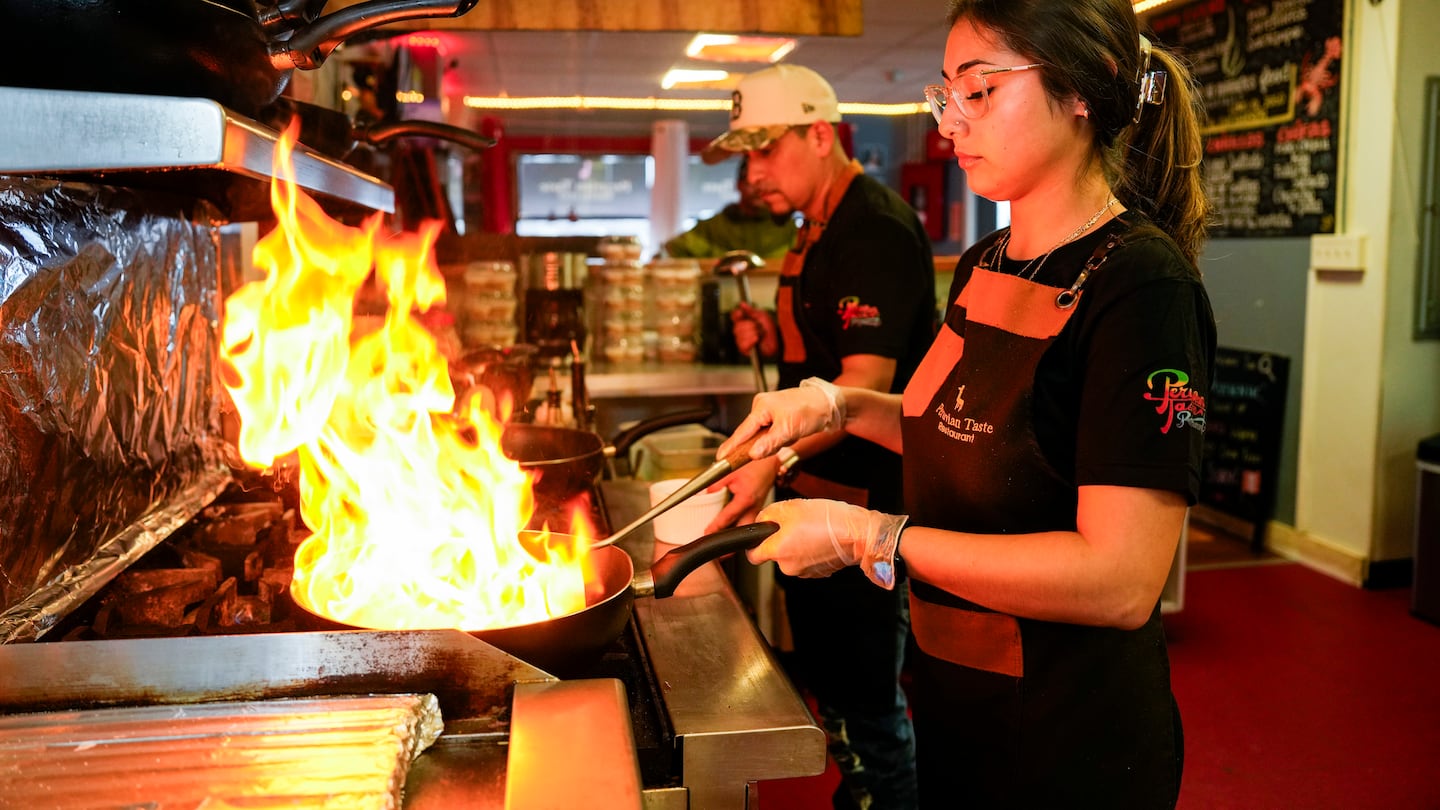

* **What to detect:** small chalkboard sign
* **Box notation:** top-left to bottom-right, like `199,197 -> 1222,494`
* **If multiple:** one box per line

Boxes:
1200,347 -> 1289,549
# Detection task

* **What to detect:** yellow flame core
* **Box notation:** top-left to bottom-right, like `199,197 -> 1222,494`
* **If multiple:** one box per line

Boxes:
221,125 -> 591,631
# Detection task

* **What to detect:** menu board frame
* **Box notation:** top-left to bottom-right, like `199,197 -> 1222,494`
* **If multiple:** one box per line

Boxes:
1144,0 -> 1346,237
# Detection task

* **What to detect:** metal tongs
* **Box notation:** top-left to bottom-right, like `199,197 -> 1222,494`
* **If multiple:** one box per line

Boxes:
593,436 -> 757,549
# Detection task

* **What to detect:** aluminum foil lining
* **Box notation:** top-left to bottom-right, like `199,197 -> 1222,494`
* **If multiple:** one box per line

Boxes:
0,177 -> 229,630
0,693 -> 444,809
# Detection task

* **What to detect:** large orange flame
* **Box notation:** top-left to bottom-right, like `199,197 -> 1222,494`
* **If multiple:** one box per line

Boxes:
221,124 -> 592,631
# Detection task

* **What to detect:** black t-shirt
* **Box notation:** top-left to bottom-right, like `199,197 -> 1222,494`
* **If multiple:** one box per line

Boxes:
777,173 -> 937,511
940,212 -> 1216,509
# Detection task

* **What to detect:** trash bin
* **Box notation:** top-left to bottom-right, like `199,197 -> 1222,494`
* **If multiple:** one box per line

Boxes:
1414,434 -> 1440,624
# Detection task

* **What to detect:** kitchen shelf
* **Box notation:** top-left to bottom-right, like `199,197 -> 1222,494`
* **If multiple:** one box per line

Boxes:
0,86 -> 394,221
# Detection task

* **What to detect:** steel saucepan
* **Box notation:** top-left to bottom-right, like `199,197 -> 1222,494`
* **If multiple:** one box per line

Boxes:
2,0 -> 479,118
500,407 -> 716,499
296,522 -> 777,676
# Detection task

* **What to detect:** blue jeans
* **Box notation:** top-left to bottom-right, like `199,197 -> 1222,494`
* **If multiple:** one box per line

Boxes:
780,568 -> 918,809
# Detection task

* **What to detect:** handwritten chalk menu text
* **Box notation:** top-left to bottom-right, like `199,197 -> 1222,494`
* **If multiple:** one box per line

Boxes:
1145,0 -> 1344,237
1200,348 -> 1290,548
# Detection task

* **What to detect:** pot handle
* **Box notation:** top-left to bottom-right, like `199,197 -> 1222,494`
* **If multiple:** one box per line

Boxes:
357,120 -> 498,151
609,407 -> 715,458
272,0 -> 482,71
639,522 -> 778,599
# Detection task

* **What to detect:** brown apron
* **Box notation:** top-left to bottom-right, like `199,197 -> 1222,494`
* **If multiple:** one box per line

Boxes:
775,159 -> 863,365
898,227 -> 1182,807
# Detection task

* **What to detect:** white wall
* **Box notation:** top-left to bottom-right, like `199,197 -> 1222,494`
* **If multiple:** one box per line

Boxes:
1377,0 -> 1440,562
1293,0 -> 1440,580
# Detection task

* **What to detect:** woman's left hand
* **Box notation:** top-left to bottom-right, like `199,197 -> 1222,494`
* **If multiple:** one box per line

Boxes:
748,498 -> 907,589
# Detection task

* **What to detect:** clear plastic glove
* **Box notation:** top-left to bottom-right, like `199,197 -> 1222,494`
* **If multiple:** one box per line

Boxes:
716,377 -> 846,461
747,498 -> 908,589
730,302 -> 779,359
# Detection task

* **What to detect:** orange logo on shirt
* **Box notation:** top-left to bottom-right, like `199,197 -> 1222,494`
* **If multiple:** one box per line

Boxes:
837,296 -> 881,329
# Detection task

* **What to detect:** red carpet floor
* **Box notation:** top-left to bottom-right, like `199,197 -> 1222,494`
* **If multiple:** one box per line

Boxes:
1167,563 -> 1440,809
758,561 -> 1440,808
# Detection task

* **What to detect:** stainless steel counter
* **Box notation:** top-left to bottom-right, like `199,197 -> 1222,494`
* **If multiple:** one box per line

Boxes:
584,363 -> 777,399
603,479 -> 826,809
548,362 -> 776,439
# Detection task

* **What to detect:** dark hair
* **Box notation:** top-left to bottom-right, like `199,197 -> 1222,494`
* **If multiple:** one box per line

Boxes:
946,0 -> 1209,264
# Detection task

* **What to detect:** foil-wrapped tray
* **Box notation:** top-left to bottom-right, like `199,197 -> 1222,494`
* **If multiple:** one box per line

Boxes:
0,693 -> 443,809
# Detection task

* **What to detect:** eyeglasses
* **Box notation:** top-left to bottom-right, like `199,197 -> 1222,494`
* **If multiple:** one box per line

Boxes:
923,63 -> 1044,123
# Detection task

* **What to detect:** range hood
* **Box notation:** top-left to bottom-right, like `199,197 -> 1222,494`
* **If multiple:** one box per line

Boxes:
0,86 -> 394,221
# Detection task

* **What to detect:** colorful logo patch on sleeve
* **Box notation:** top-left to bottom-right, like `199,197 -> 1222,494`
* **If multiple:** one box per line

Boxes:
837,296 -> 881,329
1143,369 -> 1206,434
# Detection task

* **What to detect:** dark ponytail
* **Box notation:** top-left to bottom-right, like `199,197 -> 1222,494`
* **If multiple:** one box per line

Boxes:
1114,45 -> 1208,265
946,0 -> 1210,265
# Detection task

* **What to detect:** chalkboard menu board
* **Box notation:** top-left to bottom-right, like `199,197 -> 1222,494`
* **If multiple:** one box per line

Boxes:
1145,0 -> 1344,237
1200,348 -> 1290,547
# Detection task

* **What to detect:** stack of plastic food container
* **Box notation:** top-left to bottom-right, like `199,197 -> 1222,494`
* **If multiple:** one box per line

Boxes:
455,260 -> 518,349
592,236 -> 646,364
648,258 -> 700,363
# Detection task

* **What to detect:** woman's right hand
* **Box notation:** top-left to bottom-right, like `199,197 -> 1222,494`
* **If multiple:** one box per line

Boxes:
716,380 -> 841,460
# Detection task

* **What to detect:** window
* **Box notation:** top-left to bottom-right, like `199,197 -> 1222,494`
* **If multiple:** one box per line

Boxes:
514,154 -> 744,255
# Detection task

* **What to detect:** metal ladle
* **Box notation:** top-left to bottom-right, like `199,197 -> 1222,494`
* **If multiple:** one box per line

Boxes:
713,250 -> 768,393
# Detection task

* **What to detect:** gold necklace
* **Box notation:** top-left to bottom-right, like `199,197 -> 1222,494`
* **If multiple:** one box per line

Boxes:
1002,196 -> 1119,281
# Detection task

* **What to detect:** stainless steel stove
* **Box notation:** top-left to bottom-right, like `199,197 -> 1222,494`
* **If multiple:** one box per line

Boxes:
0,86 -> 824,807
0,476 -> 824,808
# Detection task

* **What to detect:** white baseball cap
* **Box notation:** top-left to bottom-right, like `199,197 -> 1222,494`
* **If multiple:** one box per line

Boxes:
701,64 -> 841,164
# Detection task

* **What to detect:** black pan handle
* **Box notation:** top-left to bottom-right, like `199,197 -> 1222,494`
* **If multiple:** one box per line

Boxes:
644,522 -> 778,599
609,407 -> 716,458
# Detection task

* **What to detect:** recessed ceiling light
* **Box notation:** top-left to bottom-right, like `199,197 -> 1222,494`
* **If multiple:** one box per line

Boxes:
685,33 -> 797,64
661,69 -> 737,91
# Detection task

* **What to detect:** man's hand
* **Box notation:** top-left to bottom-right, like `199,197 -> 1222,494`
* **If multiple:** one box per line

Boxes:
731,302 -> 779,359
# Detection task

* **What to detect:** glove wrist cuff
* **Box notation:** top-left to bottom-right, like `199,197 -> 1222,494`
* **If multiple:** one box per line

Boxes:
862,513 -> 908,590
799,377 -> 847,431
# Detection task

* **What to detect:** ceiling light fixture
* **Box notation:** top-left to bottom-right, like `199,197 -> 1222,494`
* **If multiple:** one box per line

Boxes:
462,95 -> 928,117
462,95 -> 734,112
685,33 -> 797,64
660,69 -> 735,91
1132,0 -> 1181,14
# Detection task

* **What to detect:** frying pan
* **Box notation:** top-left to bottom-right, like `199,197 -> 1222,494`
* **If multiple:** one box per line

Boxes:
1,0 -> 480,119
295,522 -> 778,676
